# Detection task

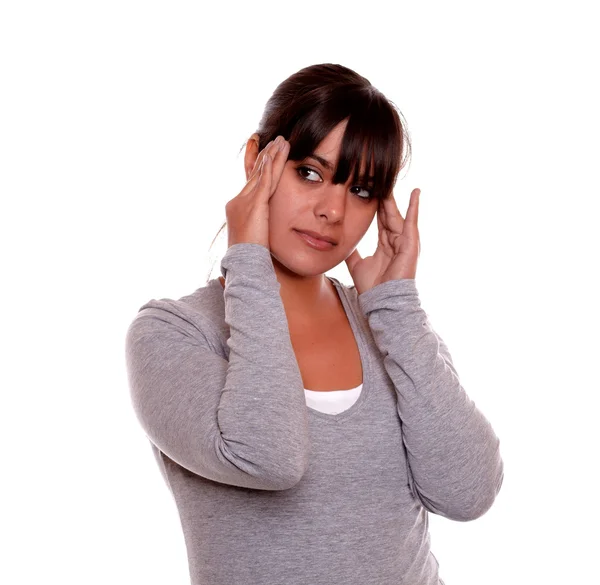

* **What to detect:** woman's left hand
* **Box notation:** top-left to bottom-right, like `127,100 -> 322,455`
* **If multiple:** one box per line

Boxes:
344,188 -> 421,295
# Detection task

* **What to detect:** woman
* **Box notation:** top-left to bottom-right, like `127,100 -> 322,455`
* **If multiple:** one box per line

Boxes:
125,63 -> 503,585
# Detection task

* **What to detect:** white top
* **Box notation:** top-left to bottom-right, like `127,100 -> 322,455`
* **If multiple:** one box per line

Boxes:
304,384 -> 363,414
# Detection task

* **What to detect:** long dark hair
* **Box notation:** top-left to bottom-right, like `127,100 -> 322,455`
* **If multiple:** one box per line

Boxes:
206,63 -> 412,283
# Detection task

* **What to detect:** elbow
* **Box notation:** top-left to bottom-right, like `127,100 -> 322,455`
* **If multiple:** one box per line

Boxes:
448,481 -> 502,522
278,467 -> 309,490
234,440 -> 311,491
268,423 -> 312,490
276,447 -> 311,490
444,458 -> 505,522
261,454 -> 310,491
447,430 -> 505,522
416,455 -> 505,522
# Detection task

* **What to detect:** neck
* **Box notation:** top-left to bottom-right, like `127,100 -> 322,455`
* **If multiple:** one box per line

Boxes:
271,255 -> 335,318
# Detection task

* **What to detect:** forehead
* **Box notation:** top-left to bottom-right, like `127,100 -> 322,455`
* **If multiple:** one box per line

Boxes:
313,119 -> 348,158
312,119 -> 375,176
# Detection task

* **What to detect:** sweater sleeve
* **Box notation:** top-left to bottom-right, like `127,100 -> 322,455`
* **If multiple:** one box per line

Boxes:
124,243 -> 310,491
358,278 -> 504,521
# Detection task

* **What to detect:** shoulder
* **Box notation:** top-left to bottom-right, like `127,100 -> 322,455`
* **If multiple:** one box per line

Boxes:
127,279 -> 226,347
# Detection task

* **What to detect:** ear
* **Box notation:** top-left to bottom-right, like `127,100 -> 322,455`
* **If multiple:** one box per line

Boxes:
244,133 -> 261,181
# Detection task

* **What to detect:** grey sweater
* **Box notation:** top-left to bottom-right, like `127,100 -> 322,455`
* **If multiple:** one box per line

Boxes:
125,243 -> 504,585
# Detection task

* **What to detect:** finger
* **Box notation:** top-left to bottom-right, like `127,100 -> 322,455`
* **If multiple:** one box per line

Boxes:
403,188 -> 420,238
268,137 -> 290,193
256,152 -> 273,200
251,139 -> 275,176
239,140 -> 276,196
381,193 -> 405,234
251,137 -> 286,182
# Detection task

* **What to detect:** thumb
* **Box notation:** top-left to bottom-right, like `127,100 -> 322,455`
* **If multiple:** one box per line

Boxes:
345,248 -> 362,273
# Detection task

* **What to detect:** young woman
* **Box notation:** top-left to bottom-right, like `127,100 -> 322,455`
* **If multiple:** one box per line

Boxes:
125,63 -> 504,585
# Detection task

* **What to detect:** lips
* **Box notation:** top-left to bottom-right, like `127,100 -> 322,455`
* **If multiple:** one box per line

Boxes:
294,229 -> 337,245
294,230 -> 336,251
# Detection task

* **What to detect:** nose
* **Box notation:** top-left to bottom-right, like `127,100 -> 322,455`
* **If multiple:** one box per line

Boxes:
313,182 -> 347,222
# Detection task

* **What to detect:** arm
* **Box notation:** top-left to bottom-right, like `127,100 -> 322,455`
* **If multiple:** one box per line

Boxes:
125,243 -> 310,491
358,278 -> 504,521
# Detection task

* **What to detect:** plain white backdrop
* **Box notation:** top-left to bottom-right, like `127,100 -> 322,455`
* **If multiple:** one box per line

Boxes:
2,1 -> 598,583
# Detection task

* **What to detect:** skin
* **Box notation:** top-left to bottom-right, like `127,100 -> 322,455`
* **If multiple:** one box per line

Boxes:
219,118 -> 421,320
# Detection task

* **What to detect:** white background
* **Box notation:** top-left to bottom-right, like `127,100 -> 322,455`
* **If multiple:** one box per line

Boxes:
2,1 -> 599,583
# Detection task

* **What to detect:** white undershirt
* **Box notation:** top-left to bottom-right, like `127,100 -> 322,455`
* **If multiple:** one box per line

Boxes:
304,384 -> 363,415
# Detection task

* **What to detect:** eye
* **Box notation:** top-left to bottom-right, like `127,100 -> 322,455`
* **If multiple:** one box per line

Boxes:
351,185 -> 374,200
297,165 -> 374,201
296,166 -> 322,182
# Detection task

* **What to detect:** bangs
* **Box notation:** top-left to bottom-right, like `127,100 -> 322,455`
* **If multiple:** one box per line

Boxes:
284,87 -> 411,200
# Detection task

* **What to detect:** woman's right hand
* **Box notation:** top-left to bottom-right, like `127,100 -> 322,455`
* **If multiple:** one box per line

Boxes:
225,135 -> 290,250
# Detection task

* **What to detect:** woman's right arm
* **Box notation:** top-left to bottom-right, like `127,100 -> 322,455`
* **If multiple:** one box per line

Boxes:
124,243 -> 310,491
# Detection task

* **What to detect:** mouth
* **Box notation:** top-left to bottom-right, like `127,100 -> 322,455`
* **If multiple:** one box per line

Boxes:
293,229 -> 337,251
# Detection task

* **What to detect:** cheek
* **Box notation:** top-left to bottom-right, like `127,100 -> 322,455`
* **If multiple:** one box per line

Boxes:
268,187 -> 303,229
365,204 -> 378,228
346,207 -> 377,242
355,204 -> 378,227
269,173 -> 305,214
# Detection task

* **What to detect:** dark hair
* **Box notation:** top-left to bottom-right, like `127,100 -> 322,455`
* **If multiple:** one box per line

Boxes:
206,63 -> 412,282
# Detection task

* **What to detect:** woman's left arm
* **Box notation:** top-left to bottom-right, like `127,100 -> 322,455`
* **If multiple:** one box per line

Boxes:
347,189 -> 503,521
358,279 -> 504,522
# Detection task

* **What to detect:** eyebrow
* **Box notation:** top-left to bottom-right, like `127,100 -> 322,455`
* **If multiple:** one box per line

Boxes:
306,153 -> 375,183
307,154 -> 334,172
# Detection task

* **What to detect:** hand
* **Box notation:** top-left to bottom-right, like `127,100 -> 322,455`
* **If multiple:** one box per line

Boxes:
344,188 -> 421,294
225,135 -> 290,250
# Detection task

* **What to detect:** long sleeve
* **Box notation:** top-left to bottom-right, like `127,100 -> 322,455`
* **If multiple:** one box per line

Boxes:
124,243 -> 310,491
358,278 -> 504,521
